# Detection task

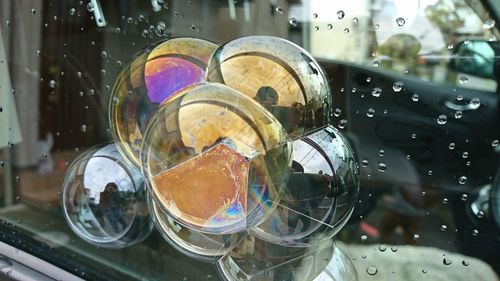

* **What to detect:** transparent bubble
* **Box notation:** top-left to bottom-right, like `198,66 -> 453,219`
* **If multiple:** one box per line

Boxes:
366,265 -> 378,275
86,2 -> 94,12
289,18 -> 297,27
109,37 -> 218,165
206,36 -> 332,139
378,162 -> 386,172
411,94 -> 419,102
61,144 -> 153,248
443,258 -> 452,265
326,24 -> 333,30
455,111 -> 463,119
344,28 -> 350,34
69,8 -> 76,16
49,80 -> 56,88
449,142 -> 455,150
141,83 -> 292,234
251,126 -> 359,246
459,176 -> 467,185
217,236 -> 356,281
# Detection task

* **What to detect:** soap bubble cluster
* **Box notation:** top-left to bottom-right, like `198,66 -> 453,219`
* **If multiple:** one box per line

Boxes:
62,36 -> 359,278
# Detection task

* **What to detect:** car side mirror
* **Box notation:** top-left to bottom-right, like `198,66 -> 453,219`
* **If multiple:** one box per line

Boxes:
449,40 -> 500,81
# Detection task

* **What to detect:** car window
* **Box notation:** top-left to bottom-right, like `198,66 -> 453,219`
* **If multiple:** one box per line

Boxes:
0,0 -> 499,281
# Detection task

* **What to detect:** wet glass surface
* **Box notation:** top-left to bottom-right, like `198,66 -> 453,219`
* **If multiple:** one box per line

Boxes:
0,0 -> 499,280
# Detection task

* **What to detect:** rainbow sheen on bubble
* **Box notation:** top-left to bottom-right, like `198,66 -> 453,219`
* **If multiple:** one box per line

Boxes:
206,35 -> 332,139
251,125 -> 359,246
141,83 -> 292,234
109,37 -> 218,165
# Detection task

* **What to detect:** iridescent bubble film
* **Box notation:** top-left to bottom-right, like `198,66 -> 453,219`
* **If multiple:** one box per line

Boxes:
109,37 -> 218,165
141,83 -> 292,234
206,35 -> 332,139
61,144 -> 153,248
252,125 -> 359,246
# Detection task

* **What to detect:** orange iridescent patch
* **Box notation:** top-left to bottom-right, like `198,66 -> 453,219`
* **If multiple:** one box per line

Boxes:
153,143 -> 249,229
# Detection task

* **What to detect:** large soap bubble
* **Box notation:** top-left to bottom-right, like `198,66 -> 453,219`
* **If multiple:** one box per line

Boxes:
141,83 -> 292,234
251,126 -> 359,247
206,35 -> 332,139
109,37 -> 218,165
61,144 -> 153,248
217,233 -> 357,281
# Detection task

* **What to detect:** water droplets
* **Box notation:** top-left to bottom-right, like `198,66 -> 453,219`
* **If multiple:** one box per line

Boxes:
289,18 -> 297,27
361,159 -> 369,167
378,162 -> 386,172
343,28 -> 350,34
458,176 -> 467,185
338,119 -> 348,129
449,142 -> 455,150
372,87 -> 382,97
378,245 -> 386,252
458,74 -> 468,84
69,8 -> 76,16
492,139 -> 499,147
441,224 -> 447,231
462,151 -> 468,159
49,80 -> 56,88
483,19 -> 496,30
470,97 -> 480,107
437,114 -> 447,125
443,258 -> 452,265
393,81 -> 403,92
372,59 -> 380,68
472,229 -> 479,236
461,194 -> 468,201
366,108 -> 375,118
366,265 -> 378,276
275,6 -> 284,15
396,17 -> 405,27
454,111 -> 463,119
326,24 -> 333,30
86,2 -> 95,12
155,22 -> 166,36
411,94 -> 419,102
337,10 -> 345,20
81,124 -> 87,133
462,260 -> 470,266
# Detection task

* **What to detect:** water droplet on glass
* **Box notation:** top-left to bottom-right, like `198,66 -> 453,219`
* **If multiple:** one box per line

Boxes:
372,60 -> 380,68
31,8 -> 36,15
361,159 -> 369,167
378,162 -> 386,172
391,246 -> 398,252
155,22 -> 166,36
462,151 -> 468,158
379,149 -> 385,157
443,198 -> 448,204
492,140 -> 499,147
289,17 -> 297,27
314,26 -> 319,31
337,10 -> 345,19
449,142 -> 455,150
443,258 -> 452,265
413,233 -> 420,240
437,114 -> 447,125
393,81 -> 403,92
461,194 -> 468,201
69,8 -> 76,16
462,260 -> 470,266
458,75 -> 468,84
360,234 -> 368,242
312,13 -> 318,18
142,29 -> 150,38
81,124 -> 87,133
127,17 -> 133,23
334,108 -> 342,117
454,111 -> 463,119
366,108 -> 375,118
412,94 -> 419,102
326,24 -> 333,30
378,245 -> 386,252
49,80 -> 56,88
472,229 -> 479,236
0,256 -> 13,269
458,176 -> 467,185
483,19 -> 496,29
344,28 -> 350,34
86,2 -> 94,12
275,6 -> 284,14
338,119 -> 348,129
372,87 -> 382,97
396,17 -> 405,27
366,266 -> 378,276
477,210 -> 485,218
101,51 -> 107,58
411,133 -> 417,139
352,17 -> 359,26
470,97 -> 480,107
441,224 -> 447,231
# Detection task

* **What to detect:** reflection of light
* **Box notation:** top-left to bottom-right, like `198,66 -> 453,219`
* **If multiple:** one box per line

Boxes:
83,157 -> 134,204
